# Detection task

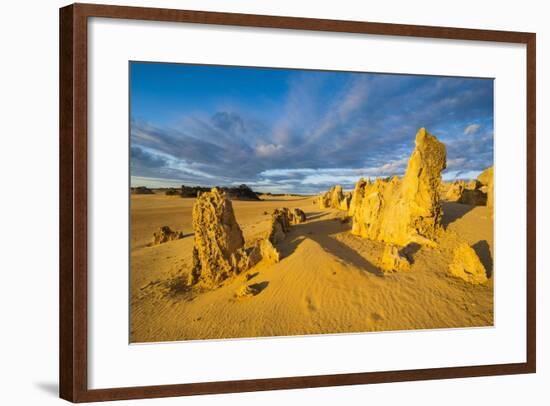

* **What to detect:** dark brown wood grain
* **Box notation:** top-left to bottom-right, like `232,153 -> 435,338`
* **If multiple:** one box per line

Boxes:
525,34 -> 536,372
59,4 -> 74,401
59,3 -> 536,403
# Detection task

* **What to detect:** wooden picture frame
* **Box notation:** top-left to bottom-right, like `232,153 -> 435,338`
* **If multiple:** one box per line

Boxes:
59,3 -> 536,402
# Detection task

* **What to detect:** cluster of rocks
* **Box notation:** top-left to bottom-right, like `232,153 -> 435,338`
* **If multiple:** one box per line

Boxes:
444,180 -> 487,206
317,128 -> 492,284
188,188 -> 306,288
246,207 -> 307,266
267,208 -> 306,243
319,185 -> 352,211
442,165 -> 493,212
176,127 -> 492,286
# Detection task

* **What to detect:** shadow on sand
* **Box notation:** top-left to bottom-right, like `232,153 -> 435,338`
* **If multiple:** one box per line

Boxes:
304,211 -> 329,221
473,240 -> 493,278
248,281 -> 269,295
279,217 -> 383,276
441,202 -> 476,228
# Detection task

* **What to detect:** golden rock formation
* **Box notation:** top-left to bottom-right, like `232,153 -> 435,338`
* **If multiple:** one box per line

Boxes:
342,192 -> 352,211
152,226 -> 184,245
459,189 -> 487,206
248,239 -> 280,266
477,165 -> 493,186
467,179 -> 482,190
190,200 -> 309,287
289,208 -> 307,224
351,128 -> 446,247
445,180 -> 487,205
258,207 -> 308,263
189,188 -> 246,286
348,178 -> 368,217
267,208 -> 292,244
445,181 -> 465,202
380,244 -> 411,273
449,242 -> 488,284
478,166 -> 494,216
319,185 -> 351,211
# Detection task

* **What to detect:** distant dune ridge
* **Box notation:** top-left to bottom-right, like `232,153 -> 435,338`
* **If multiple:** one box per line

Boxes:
130,127 -> 494,342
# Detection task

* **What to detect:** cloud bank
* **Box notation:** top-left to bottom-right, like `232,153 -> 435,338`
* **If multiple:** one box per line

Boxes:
130,64 -> 494,194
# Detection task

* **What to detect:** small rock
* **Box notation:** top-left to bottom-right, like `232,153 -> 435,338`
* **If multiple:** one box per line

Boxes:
289,208 -> 307,224
152,226 -> 184,245
380,244 -> 411,272
235,281 -> 268,298
449,242 -> 488,284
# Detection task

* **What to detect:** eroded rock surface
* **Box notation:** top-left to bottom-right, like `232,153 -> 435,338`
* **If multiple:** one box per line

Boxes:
190,199 -> 308,287
459,189 -> 487,206
152,226 -> 184,245
248,239 -> 280,266
467,179 -> 482,190
445,181 -> 465,202
349,178 -> 368,217
449,242 -> 488,284
478,166 -> 494,216
351,128 -> 446,247
319,185 -> 351,211
380,244 -> 411,273
445,180 -> 487,206
289,208 -> 307,224
254,207 -> 308,263
444,180 -> 486,205
267,208 -> 292,244
477,166 -> 493,187
189,188 -> 246,286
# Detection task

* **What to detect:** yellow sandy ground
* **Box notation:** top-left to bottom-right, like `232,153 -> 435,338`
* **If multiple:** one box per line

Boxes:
130,194 -> 493,342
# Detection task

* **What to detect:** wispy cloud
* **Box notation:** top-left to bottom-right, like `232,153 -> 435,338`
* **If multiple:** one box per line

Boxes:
464,123 -> 481,135
130,64 -> 494,193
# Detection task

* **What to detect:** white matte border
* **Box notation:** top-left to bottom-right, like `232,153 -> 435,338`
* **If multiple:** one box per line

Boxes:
88,18 -> 526,389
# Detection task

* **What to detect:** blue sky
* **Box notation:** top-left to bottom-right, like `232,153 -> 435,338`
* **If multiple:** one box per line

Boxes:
130,62 -> 494,194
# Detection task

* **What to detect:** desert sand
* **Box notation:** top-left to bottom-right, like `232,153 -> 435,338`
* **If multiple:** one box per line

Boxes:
130,193 -> 493,342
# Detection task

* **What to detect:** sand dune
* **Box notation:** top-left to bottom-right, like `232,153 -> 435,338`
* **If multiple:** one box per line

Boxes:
130,194 -> 493,343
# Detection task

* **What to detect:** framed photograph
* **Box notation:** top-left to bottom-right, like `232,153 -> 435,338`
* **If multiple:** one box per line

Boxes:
59,3 -> 536,402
